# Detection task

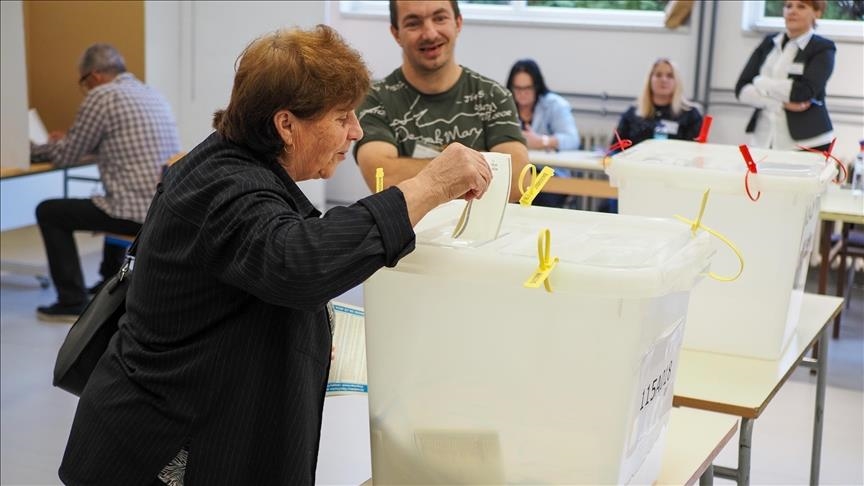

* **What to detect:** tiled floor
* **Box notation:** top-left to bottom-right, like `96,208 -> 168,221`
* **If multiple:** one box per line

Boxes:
1,225 -> 862,485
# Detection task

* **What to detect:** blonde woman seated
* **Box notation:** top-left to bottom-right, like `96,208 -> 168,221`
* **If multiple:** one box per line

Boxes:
614,58 -> 703,147
602,58 -> 702,213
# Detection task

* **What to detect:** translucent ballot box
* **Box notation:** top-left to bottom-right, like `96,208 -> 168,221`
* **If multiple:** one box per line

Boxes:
607,139 -> 835,360
364,203 -> 713,485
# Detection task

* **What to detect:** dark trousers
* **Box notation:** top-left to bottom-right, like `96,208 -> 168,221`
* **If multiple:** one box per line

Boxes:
532,192 -> 568,209
36,199 -> 140,305
805,142 -> 832,152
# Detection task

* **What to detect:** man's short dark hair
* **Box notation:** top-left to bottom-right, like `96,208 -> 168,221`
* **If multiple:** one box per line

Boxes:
389,0 -> 461,30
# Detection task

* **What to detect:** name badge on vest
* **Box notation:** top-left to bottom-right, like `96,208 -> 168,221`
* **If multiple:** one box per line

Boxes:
412,143 -> 442,159
788,63 -> 805,75
657,119 -> 680,136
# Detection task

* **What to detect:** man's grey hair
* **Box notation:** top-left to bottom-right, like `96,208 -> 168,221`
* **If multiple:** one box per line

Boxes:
79,44 -> 127,75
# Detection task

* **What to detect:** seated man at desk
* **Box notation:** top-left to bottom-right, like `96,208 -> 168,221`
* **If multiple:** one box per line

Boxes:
30,43 -> 180,321
354,0 -> 528,202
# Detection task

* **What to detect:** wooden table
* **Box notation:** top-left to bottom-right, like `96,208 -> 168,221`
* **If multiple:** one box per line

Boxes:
528,149 -> 617,199
673,293 -> 843,485
0,162 -> 55,179
817,186 -> 863,337
358,408 -> 739,486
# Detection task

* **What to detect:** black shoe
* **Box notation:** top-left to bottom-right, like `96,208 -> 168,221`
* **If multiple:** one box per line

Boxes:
36,302 -> 86,323
88,280 -> 106,295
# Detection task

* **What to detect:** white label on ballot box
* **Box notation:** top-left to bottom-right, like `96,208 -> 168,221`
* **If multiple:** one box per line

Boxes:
625,319 -> 684,459
793,197 -> 820,290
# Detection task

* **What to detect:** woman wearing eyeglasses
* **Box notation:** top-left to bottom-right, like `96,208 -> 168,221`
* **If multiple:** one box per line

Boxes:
735,0 -> 835,151
506,58 -> 580,208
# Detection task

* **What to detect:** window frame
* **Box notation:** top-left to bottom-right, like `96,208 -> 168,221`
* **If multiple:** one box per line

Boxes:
741,1 -> 864,43
339,1 -> 683,32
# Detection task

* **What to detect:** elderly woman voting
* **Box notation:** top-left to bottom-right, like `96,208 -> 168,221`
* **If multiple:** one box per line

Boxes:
59,25 -> 491,486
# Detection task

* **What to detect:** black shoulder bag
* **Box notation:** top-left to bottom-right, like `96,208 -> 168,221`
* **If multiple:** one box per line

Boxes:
53,235 -> 138,396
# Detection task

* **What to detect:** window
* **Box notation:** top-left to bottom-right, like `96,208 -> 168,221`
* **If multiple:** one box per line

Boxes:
763,0 -> 864,21
340,1 -> 676,30
742,1 -> 864,43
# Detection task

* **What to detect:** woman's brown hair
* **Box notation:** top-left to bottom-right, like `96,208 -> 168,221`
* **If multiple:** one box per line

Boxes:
213,25 -> 370,160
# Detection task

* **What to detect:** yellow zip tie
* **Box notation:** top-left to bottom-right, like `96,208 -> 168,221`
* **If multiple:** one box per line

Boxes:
673,189 -> 745,282
518,164 -> 555,207
524,228 -> 559,292
375,167 -> 384,193
689,189 -> 710,236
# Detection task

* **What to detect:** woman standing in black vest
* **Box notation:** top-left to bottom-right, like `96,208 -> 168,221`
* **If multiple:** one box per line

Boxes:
735,0 -> 835,151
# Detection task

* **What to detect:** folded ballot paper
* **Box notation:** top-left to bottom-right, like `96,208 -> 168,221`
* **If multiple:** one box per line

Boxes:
29,109 -> 49,145
326,301 -> 368,396
451,152 -> 511,243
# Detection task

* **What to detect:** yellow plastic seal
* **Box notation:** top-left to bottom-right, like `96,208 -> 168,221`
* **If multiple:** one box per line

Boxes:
673,189 -> 745,282
375,167 -> 384,194
518,164 -> 555,207
524,228 -> 559,292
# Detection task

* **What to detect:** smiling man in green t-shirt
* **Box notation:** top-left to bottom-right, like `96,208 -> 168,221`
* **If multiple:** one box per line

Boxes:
355,0 -> 528,202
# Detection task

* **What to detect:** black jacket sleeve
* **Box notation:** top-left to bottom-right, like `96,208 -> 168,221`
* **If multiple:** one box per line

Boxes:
789,35 -> 836,102
735,34 -> 775,99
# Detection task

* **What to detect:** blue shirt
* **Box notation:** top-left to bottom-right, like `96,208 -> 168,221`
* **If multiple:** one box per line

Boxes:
530,92 -> 580,177
530,92 -> 580,151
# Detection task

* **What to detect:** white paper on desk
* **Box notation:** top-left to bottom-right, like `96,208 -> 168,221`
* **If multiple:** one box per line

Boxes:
453,152 -> 511,243
29,109 -> 48,145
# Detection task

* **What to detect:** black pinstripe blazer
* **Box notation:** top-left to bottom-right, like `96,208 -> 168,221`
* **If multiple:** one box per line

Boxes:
735,32 -> 836,141
59,132 -> 415,485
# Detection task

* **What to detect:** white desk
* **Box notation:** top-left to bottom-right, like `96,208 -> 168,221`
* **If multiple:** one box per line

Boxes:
528,149 -> 617,199
817,186 -> 863,337
673,293 -> 843,485
658,408 -> 739,486
0,161 -> 99,284
0,159 -> 99,197
358,407 -> 739,486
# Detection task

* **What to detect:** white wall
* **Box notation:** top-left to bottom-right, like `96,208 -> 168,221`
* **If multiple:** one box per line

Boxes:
328,1 -> 862,165
145,0 -> 328,210
709,1 -> 864,161
325,2 -> 708,203
5,1 -> 863,216
1,0 -> 29,172
327,2 -> 700,140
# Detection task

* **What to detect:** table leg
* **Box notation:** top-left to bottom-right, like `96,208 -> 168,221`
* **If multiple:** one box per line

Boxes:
700,464 -> 714,486
737,418 -> 753,486
810,326 -> 828,486
716,419 -> 754,485
833,223 -> 849,338
62,167 -> 69,198
812,220 -> 833,360
817,219 -> 831,294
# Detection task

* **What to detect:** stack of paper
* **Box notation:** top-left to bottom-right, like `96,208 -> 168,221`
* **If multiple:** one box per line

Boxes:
326,301 -> 368,396
29,109 -> 48,145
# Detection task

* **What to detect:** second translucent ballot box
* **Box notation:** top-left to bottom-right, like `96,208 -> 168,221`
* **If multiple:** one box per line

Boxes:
607,139 -> 834,360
